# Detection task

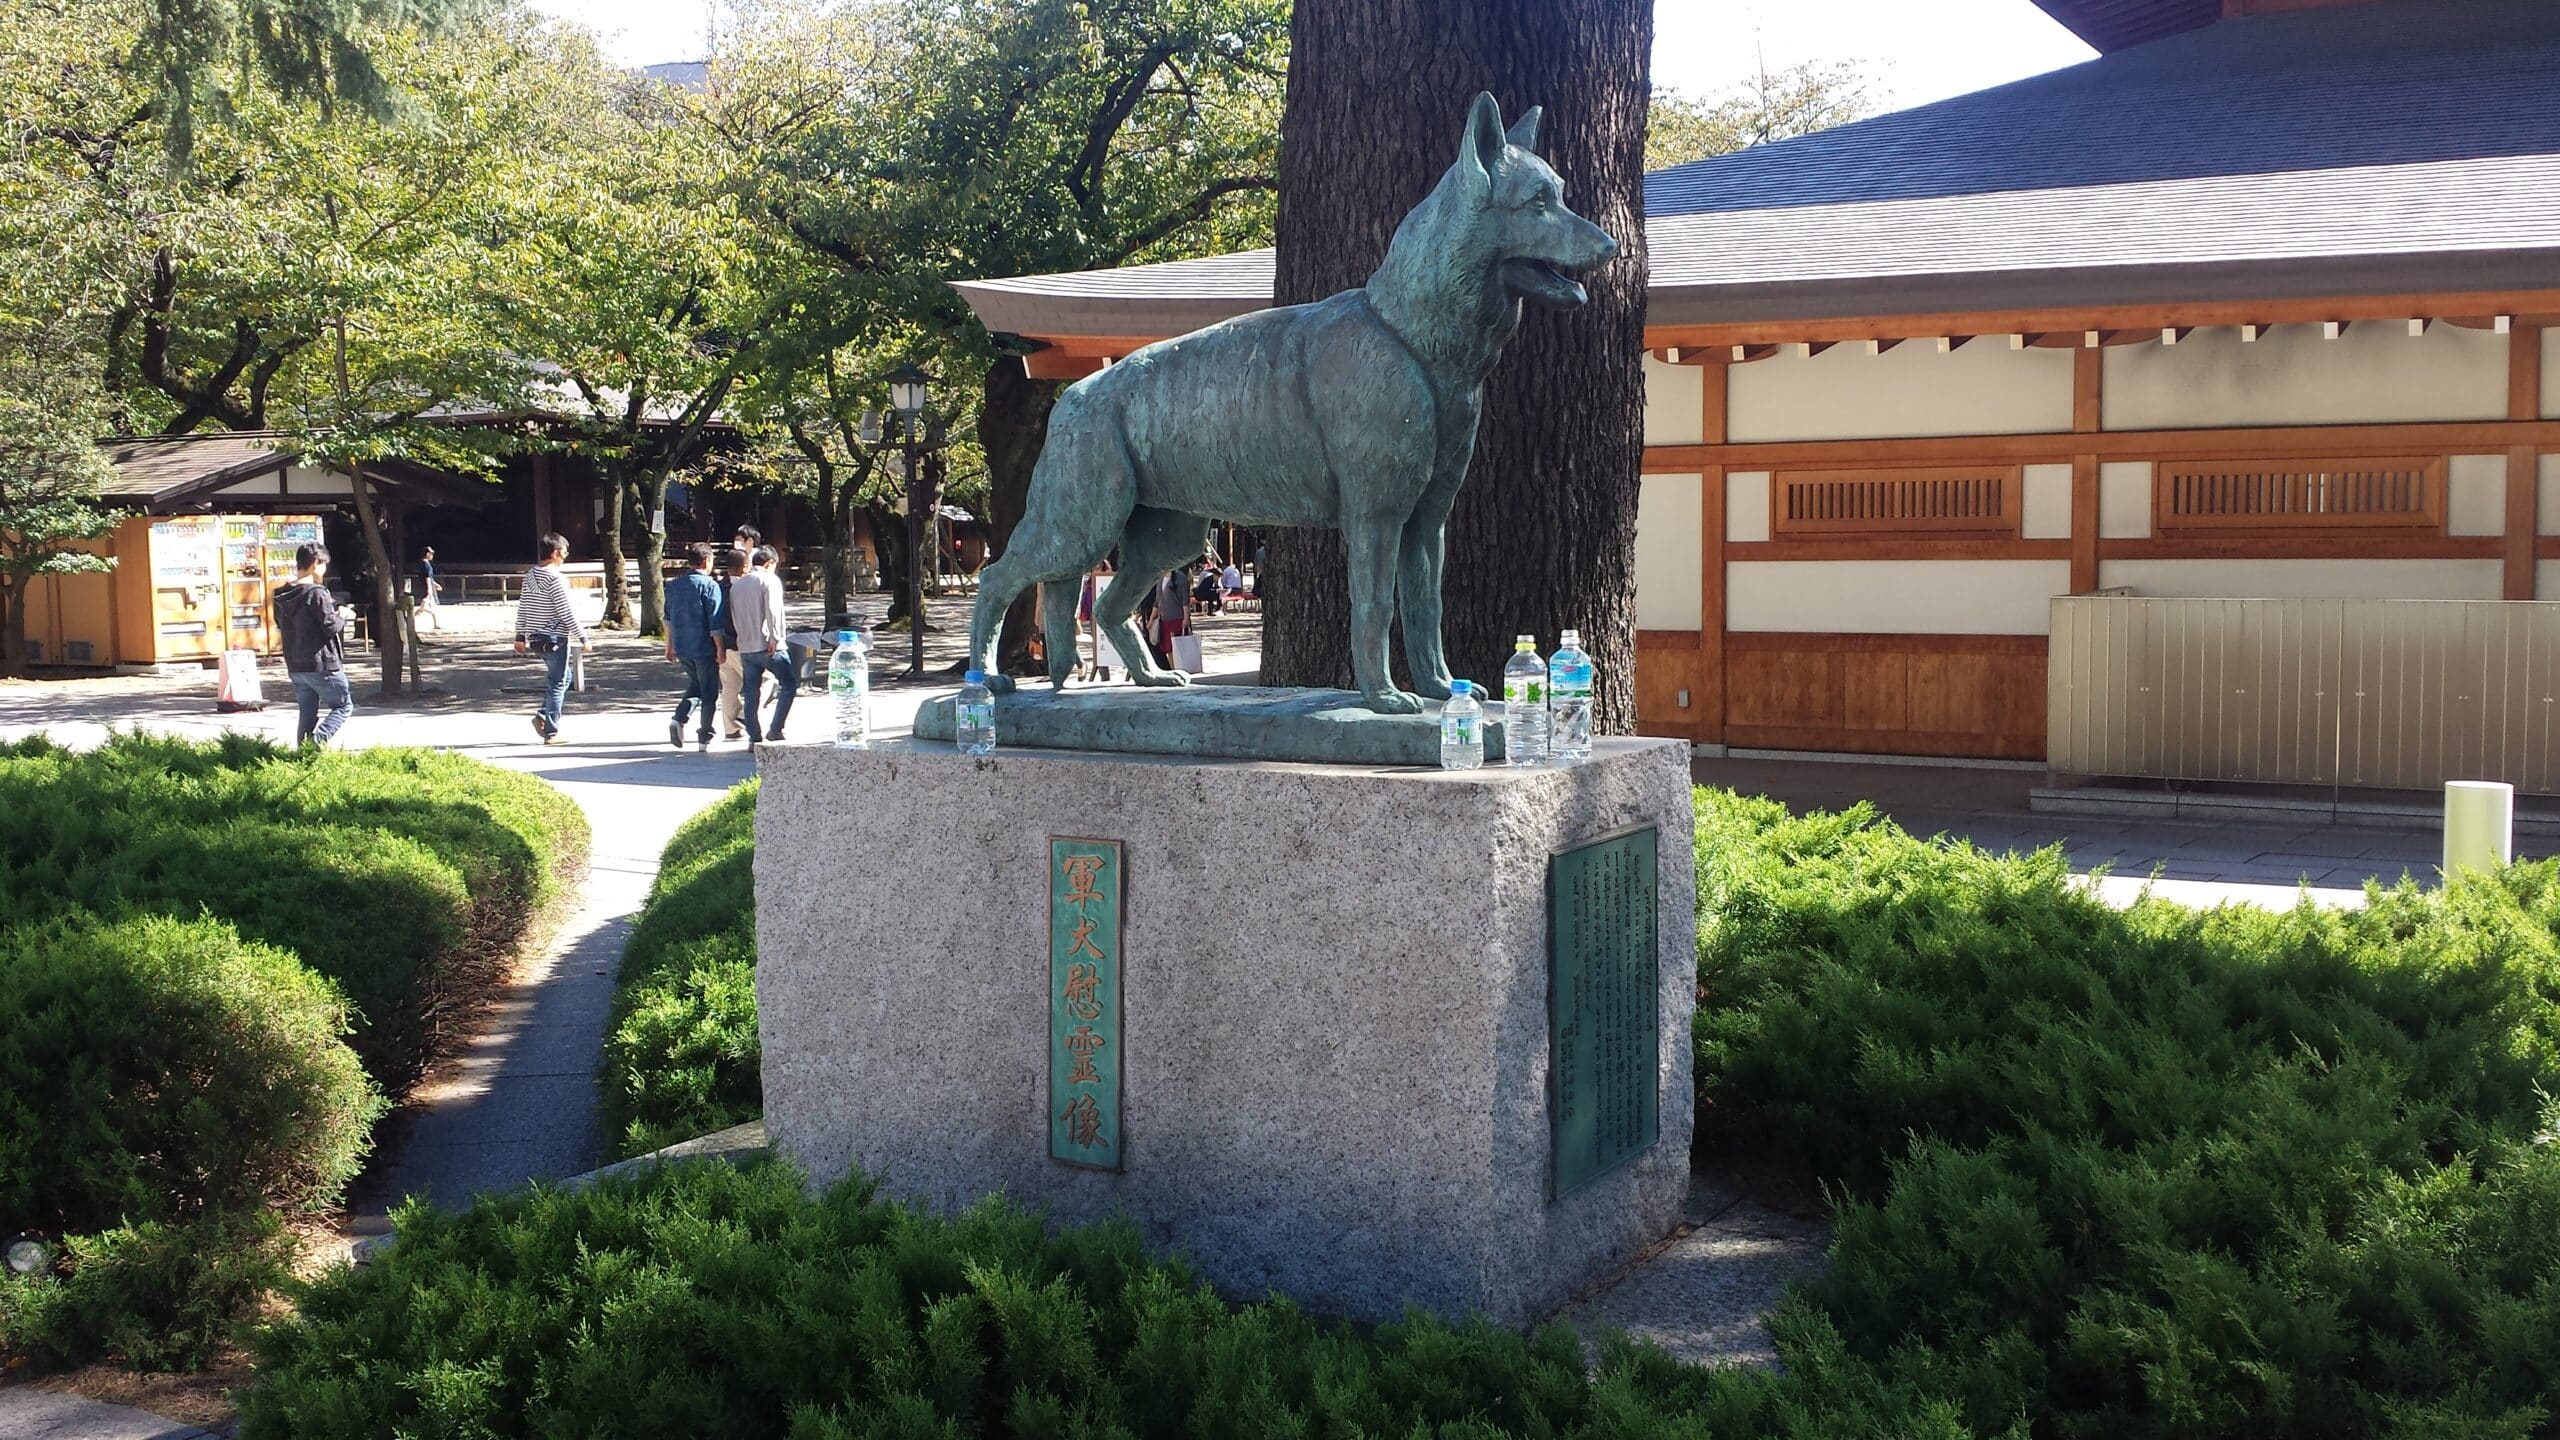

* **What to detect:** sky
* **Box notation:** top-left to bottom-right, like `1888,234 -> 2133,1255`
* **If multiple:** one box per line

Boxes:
527,0 -> 2099,114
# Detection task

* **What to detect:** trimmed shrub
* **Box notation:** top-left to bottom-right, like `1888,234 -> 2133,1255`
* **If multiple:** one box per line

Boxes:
0,732 -> 587,1090
0,913 -> 380,1237
242,1158 -> 1830,1439
1694,789 -> 2560,1438
601,779 -> 761,1157
0,1212 -> 296,1372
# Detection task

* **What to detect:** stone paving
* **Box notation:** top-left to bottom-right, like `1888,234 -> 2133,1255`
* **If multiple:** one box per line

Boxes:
0,1389 -> 223,1440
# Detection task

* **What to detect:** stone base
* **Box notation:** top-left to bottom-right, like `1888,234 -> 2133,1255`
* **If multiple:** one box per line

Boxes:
916,683 -> 1509,766
754,738 -> 1694,1325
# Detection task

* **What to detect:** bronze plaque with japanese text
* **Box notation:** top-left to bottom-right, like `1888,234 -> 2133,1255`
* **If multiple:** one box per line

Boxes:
1546,823 -> 1659,1199
1049,837 -> 1124,1170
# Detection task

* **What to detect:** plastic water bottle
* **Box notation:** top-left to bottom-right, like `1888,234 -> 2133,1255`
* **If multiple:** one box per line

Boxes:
1439,679 -> 1484,770
1548,629 -> 1594,763
956,669 -> 998,756
829,629 -> 870,749
1502,635 -> 1548,766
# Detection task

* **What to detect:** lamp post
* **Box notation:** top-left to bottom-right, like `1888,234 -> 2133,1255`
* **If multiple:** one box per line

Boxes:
886,364 -> 932,678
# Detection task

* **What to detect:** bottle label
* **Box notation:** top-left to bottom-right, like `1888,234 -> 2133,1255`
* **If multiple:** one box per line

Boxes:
1444,718 -> 1477,744
961,703 -> 993,727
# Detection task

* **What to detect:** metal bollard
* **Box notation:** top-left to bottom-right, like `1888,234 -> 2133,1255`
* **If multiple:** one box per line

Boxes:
2443,780 -> 2514,877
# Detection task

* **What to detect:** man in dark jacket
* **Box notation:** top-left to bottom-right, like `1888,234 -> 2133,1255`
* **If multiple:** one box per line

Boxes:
271,542 -> 352,746
662,543 -> 725,750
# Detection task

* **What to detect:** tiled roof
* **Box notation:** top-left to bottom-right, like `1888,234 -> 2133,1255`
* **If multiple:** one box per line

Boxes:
99,434 -> 291,501
955,0 -> 2560,338
2029,0 -> 2219,55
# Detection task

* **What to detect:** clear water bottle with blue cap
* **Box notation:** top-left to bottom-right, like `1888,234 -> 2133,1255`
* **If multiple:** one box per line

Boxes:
1438,678 -> 1484,770
956,669 -> 998,756
1549,628 -> 1593,763
829,629 -> 870,749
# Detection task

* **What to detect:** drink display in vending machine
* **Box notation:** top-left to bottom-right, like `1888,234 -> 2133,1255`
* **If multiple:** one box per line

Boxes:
223,516 -> 269,654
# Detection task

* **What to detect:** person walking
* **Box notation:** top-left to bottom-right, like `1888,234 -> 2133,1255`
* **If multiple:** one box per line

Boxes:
414,546 -> 443,632
663,542 -> 725,751
272,542 -> 352,746
729,543 -> 796,744
715,546 -> 748,740
512,532 -> 590,745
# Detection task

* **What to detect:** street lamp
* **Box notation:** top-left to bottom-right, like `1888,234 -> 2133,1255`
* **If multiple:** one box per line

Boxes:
884,364 -> 933,677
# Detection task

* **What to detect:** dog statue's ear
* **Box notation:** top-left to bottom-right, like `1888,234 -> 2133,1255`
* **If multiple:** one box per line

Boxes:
1506,106 -> 1542,155
1459,91 -> 1506,184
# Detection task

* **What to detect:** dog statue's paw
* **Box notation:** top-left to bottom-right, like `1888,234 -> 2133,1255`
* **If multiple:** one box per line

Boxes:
987,673 -> 1018,694
1413,675 -> 1455,702
1364,688 -> 1425,715
1133,668 -> 1192,688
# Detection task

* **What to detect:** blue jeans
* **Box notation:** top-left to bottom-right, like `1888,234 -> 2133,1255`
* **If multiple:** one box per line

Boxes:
289,670 -> 354,745
672,653 -> 719,740
740,649 -> 797,742
539,644 -> 573,730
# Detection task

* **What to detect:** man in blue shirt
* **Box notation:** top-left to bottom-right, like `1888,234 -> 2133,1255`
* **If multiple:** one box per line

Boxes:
662,543 -> 725,750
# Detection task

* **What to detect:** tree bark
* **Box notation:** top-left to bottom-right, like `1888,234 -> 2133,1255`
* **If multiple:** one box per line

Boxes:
345,467 -> 409,695
980,358 -> 1060,676
1,577 -> 27,679
635,469 -> 670,638
1263,0 -> 1650,730
597,468 -> 632,629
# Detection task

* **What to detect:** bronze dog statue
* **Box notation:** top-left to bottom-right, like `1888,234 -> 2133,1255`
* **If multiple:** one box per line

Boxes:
967,92 -> 1617,714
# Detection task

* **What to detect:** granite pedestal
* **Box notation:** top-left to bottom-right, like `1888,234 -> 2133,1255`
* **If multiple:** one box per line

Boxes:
754,738 -> 1695,1325
917,683 -> 1509,766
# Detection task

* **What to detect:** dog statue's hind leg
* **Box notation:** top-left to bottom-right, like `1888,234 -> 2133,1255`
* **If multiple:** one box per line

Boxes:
1093,505 -> 1210,688
966,419 -> 1136,692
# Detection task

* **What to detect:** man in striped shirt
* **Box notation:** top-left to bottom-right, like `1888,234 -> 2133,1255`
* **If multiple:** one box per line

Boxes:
512,532 -> 591,744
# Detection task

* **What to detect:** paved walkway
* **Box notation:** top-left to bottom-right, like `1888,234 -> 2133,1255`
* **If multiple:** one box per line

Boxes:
0,1390 -> 222,1439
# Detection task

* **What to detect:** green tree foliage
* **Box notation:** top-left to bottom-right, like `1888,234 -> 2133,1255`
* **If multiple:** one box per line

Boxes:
0,349 -> 117,678
1648,59 -> 1876,171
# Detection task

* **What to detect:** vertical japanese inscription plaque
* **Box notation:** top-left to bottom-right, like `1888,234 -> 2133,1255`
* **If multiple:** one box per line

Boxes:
1546,823 -> 1660,1200
1048,837 -> 1124,1170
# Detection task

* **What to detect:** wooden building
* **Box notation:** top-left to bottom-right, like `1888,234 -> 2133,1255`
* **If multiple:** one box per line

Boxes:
950,0 -> 2560,781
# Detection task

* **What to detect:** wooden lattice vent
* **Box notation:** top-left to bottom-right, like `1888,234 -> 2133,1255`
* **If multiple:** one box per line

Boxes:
1770,466 -> 2020,537
2156,457 -> 2445,532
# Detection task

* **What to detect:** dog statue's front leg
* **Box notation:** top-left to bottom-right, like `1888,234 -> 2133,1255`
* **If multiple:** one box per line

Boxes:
1396,514 -> 1455,701
1346,522 -> 1421,714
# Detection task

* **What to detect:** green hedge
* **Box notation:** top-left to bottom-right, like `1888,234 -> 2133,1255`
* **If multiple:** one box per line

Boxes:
254,787 -> 2560,1435
0,733 -> 587,1373
600,778 -> 761,1158
1695,790 -> 2560,1437
0,732 -> 587,1090
0,914 -> 380,1238
240,1158 -> 1814,1439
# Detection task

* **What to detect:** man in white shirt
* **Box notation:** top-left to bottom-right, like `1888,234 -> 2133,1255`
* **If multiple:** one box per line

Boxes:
512,532 -> 591,744
728,544 -> 796,743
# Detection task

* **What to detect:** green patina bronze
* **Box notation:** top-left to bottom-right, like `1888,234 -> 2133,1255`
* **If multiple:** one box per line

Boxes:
966,92 -> 1617,720
1049,836 -> 1124,1170
1547,823 -> 1659,1200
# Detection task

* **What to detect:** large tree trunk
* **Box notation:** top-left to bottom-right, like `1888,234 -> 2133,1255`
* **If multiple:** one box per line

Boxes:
0,576 -> 27,679
597,466 -> 633,629
867,502 -> 911,628
1262,0 -> 1650,730
635,469 -> 670,638
345,467 -> 409,695
981,358 -> 1060,676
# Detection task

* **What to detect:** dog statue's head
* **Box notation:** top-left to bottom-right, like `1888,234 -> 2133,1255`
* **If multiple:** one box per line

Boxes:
1449,91 -> 1619,310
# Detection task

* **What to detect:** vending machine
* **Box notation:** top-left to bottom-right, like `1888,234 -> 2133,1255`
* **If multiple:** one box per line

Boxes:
144,517 -> 225,663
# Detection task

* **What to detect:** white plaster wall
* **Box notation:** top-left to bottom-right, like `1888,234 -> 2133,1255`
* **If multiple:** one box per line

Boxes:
1641,354 -> 1704,447
2099,461 -> 2154,539
2545,328 -> 2559,420
2541,454 -> 2560,535
1634,473 -> 1703,631
1726,340 -> 2073,443
2102,323 -> 2508,431
1726,470 -> 1771,543
2447,454 -> 2510,537
2096,558 -> 2504,601
1726,560 -> 2070,635
2021,463 -> 2072,540
2539,561 -> 2560,600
